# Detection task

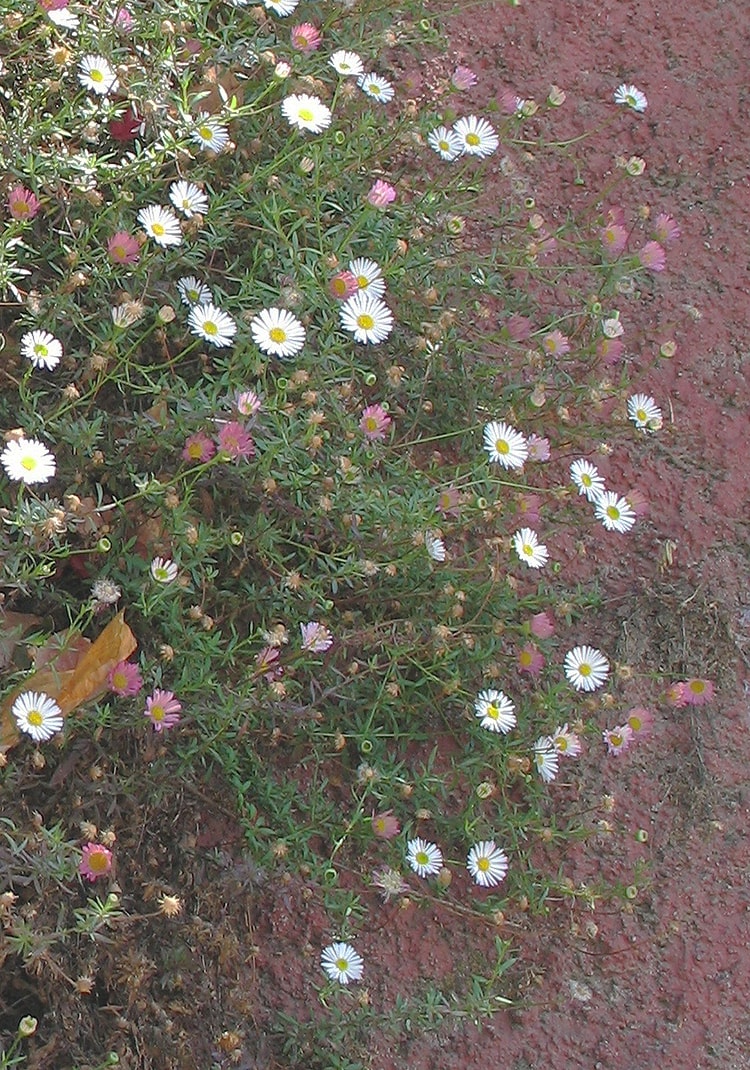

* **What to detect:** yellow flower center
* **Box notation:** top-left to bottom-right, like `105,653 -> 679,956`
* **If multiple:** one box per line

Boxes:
91,69 -> 104,83
636,408 -> 647,422
14,201 -> 30,216
269,327 -> 287,343
557,737 -> 568,751
27,709 -> 43,727
364,417 -> 377,432
21,456 -> 38,472
519,651 -> 532,667
199,126 -> 213,140
689,680 -> 705,694
496,439 -> 509,455
298,108 -> 314,122
522,543 -> 533,556
486,704 -> 499,719
466,132 -> 480,146
151,704 -> 165,721
34,344 -> 48,357
606,505 -> 620,520
112,671 -> 127,690
151,222 -> 165,236
88,850 -> 109,872
629,715 -> 642,730
357,313 -> 375,331
336,958 -> 349,972
581,473 -> 592,486
203,321 -> 218,335
369,84 -> 381,94
579,663 -> 592,676
416,851 -> 428,866
356,275 -> 369,288
113,244 -> 126,259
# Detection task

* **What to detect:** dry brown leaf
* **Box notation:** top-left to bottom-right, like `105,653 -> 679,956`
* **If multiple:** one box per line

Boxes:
0,612 -> 137,749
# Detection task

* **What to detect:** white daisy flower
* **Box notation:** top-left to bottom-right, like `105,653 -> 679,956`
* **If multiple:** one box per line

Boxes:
564,645 -> 610,692
78,55 -> 118,95
627,393 -> 662,433
191,115 -> 230,154
177,276 -> 212,307
250,307 -> 305,358
12,691 -> 63,742
427,125 -> 463,161
569,458 -> 605,502
594,492 -> 636,533
425,532 -> 446,562
329,50 -> 364,78
512,528 -> 549,569
340,293 -> 394,344
20,330 -> 62,370
169,180 -> 209,218
281,94 -> 332,133
188,303 -> 237,348
320,942 -> 363,984
482,421 -> 527,469
474,689 -> 516,734
137,205 -> 183,248
533,736 -> 559,782
614,83 -> 648,112
453,115 -> 498,158
406,837 -> 443,878
150,556 -> 178,584
263,0 -> 298,15
348,257 -> 386,298
1,437 -> 56,484
357,72 -> 395,103
467,841 -> 508,887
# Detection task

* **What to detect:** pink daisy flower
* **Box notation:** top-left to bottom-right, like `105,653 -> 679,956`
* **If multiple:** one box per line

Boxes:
236,390 -> 262,417
682,678 -> 714,706
300,621 -> 333,653
451,65 -> 478,90
653,213 -> 680,245
435,486 -> 461,517
359,404 -> 392,441
182,431 -> 216,464
666,682 -> 689,707
255,645 -> 282,681
517,494 -> 541,525
7,186 -> 40,221
527,435 -> 550,462
600,222 -> 628,256
529,611 -> 554,638
79,842 -> 113,882
217,421 -> 255,459
551,723 -> 582,758
541,330 -> 571,357
597,336 -> 625,365
113,5 -> 134,30
367,180 -> 396,208
107,230 -> 140,265
108,660 -> 143,697
329,271 -> 358,301
371,810 -> 400,839
626,707 -> 653,737
603,724 -> 633,755
290,23 -> 321,52
144,689 -> 182,732
638,241 -> 666,272
505,314 -> 532,342
517,643 -> 544,677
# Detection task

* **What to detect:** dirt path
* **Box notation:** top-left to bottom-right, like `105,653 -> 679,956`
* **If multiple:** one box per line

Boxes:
434,2 -> 750,1066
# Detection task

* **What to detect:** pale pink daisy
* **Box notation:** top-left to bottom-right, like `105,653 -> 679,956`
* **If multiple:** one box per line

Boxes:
367,180 -> 396,208
108,660 -> 143,697
653,213 -> 681,245
551,723 -> 582,758
371,810 -> 400,839
603,724 -> 633,755
517,643 -> 544,678
600,222 -> 628,256
236,390 -> 262,417
217,421 -> 255,459
666,682 -> 689,708
145,689 -> 182,732
625,707 -> 653,737
519,496 -> 543,528
451,65 -> 478,90
7,186 -> 40,221
107,231 -> 140,265
682,678 -> 714,706
638,241 -> 666,272
300,621 -> 333,653
255,645 -> 282,681
328,271 -> 358,301
541,329 -> 570,357
597,337 -> 625,365
182,432 -> 216,463
435,487 -> 461,517
527,435 -> 550,461
505,314 -> 532,342
529,611 -> 554,638
79,843 -> 113,882
359,404 -> 392,441
290,22 -> 321,52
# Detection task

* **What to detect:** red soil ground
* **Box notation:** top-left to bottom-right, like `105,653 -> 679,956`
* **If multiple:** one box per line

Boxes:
426,1 -> 750,1066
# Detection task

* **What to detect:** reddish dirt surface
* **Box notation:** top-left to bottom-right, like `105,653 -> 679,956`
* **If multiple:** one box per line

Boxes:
423,1 -> 750,1067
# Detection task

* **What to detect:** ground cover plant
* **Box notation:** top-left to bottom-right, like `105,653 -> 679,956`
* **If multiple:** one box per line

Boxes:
0,0 -> 715,1066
